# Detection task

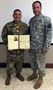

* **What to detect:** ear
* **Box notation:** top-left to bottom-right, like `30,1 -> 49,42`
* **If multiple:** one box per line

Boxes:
21,14 -> 22,18
41,6 -> 42,10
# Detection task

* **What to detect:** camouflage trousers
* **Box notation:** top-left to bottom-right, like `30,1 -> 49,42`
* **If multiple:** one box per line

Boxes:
6,50 -> 24,76
30,49 -> 46,77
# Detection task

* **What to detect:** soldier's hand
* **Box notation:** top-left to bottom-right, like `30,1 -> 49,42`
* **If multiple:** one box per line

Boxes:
41,48 -> 48,53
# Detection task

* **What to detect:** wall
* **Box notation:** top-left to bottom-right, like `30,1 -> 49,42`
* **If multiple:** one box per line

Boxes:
0,0 -> 53,42
0,0 -> 53,64
0,44 -> 53,63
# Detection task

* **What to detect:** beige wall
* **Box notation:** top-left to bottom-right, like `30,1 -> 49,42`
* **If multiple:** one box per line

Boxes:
46,45 -> 53,63
0,44 -> 53,63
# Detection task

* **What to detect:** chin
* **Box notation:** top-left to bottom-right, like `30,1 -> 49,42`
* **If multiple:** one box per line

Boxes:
35,13 -> 40,16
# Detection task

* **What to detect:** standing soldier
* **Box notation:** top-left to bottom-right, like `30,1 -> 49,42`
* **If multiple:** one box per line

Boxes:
2,9 -> 28,85
27,1 -> 52,89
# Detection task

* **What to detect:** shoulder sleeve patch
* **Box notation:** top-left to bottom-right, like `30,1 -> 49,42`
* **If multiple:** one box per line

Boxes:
48,23 -> 52,28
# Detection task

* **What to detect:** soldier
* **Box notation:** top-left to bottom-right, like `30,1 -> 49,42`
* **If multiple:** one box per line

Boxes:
2,9 -> 28,85
27,1 -> 52,89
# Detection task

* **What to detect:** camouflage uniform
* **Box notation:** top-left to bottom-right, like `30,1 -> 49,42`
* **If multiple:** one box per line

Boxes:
2,21 -> 28,75
29,14 -> 52,77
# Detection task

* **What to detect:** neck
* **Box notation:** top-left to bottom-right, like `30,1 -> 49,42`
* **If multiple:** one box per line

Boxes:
13,20 -> 21,24
35,13 -> 42,17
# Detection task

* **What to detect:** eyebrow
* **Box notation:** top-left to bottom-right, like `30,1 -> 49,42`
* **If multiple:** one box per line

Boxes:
15,13 -> 21,15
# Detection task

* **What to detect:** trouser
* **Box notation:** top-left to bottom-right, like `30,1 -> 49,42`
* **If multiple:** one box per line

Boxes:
6,50 -> 24,76
30,49 -> 46,77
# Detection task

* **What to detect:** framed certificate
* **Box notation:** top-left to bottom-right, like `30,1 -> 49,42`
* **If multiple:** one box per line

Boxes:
8,35 -> 30,50
20,35 -> 30,49
8,35 -> 18,50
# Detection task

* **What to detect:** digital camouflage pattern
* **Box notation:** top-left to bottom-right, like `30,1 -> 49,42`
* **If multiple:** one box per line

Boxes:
29,14 -> 52,77
29,14 -> 52,50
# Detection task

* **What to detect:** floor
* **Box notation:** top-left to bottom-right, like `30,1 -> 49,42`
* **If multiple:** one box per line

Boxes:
0,68 -> 53,90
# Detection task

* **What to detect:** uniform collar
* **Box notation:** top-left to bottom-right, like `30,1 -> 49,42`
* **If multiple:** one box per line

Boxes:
35,13 -> 42,18
13,20 -> 21,25
33,13 -> 42,22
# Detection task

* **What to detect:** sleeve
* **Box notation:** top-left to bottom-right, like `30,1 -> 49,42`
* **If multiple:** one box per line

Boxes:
23,24 -> 28,34
28,20 -> 31,34
28,26 -> 30,34
1,24 -> 8,45
42,17 -> 52,50
25,18 -> 32,35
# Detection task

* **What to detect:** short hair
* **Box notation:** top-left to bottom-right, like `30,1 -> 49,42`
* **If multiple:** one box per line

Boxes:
32,1 -> 42,7
13,9 -> 21,14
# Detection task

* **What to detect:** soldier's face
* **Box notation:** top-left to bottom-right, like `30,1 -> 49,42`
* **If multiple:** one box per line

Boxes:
33,3 -> 42,16
13,11 -> 22,21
